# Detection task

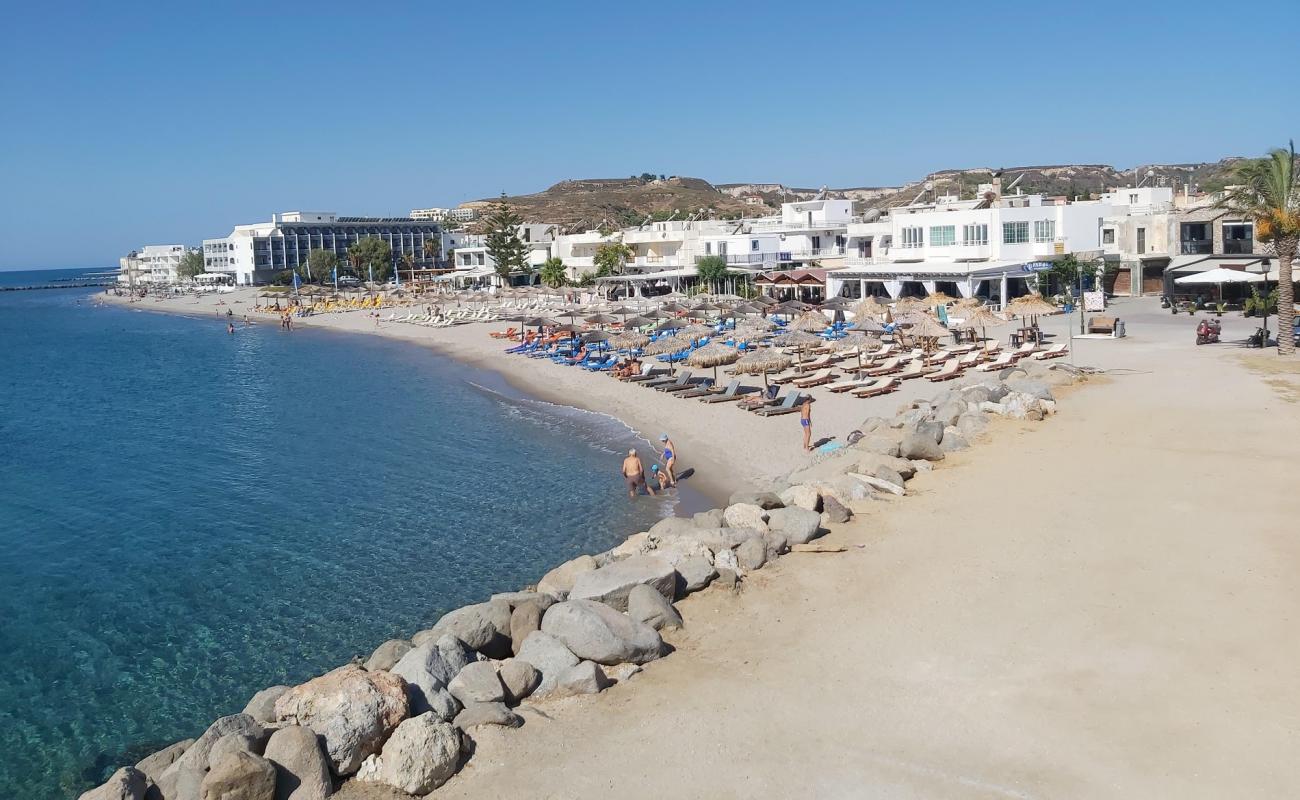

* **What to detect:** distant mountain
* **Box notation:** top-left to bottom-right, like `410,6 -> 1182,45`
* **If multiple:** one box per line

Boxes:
452,159 -> 1249,228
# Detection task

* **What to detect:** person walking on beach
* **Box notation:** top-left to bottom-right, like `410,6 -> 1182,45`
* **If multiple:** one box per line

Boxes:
800,396 -> 813,451
659,434 -> 678,487
622,448 -> 654,498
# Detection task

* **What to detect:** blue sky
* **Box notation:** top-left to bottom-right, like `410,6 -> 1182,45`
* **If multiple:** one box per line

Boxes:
2,0 -> 1297,269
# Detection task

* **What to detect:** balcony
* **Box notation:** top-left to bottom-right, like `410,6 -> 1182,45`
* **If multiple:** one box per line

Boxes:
695,252 -> 777,266
1180,240 -> 1213,255
780,247 -> 847,261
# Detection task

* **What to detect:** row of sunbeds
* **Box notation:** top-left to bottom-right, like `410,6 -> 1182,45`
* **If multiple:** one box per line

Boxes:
617,368 -> 807,416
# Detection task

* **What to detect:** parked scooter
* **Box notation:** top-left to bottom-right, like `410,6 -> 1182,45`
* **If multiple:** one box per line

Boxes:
1195,318 -> 1222,345
1248,327 -> 1271,348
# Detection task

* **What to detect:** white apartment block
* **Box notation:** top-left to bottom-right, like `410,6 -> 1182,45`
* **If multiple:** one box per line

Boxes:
410,207 -> 450,221
117,244 -> 194,285
450,224 -> 558,283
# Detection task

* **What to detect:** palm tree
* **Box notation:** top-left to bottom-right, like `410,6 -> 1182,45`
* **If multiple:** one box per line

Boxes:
423,237 -> 442,266
1221,142 -> 1299,355
539,257 -> 568,288
399,250 -> 416,284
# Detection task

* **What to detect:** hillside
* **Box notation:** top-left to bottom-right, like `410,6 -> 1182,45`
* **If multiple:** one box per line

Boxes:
454,158 -> 1249,228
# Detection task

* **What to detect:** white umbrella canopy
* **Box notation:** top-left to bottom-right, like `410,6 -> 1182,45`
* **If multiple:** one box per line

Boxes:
1175,267 -> 1266,285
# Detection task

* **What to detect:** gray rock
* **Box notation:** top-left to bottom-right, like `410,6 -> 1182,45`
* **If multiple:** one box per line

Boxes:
509,602 -> 542,655
910,419 -> 944,444
627,583 -> 684,631
956,411 -> 987,438
363,640 -> 411,673
979,400 -> 1007,415
675,555 -> 716,593
553,661 -> 612,697
714,569 -> 739,591
389,642 -> 461,721
778,484 -> 821,512
727,490 -> 784,509
415,601 -> 512,658
210,733 -> 261,765
851,472 -> 906,496
273,666 -> 408,777
263,726 -> 332,800
960,384 -> 993,404
763,527 -> 791,558
735,536 -> 767,571
933,400 -> 965,427
497,659 -> 541,704
692,508 -> 726,528
821,495 -> 851,524
568,555 -> 677,610
243,686 -> 292,725
899,431 -> 945,461
157,714 -> 265,800
536,554 -> 599,598
1006,377 -> 1053,401
855,434 -> 901,457
940,429 -> 970,452
447,661 -> 505,705
489,590 -> 556,612
453,701 -> 522,730
200,751 -> 275,800
857,452 -> 916,481
514,631 -> 579,694
135,739 -> 193,781
648,516 -> 699,540
79,767 -> 148,800
540,600 -> 665,665
436,635 -> 480,676
354,713 -> 459,796
723,503 -> 768,530
869,465 -> 905,489
861,416 -> 889,432
679,526 -> 760,553
765,506 -> 822,546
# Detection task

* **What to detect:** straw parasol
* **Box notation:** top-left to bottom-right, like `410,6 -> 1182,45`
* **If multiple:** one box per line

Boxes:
836,332 -> 875,371
850,315 -> 887,335
654,319 -> 685,332
1005,294 -> 1057,317
685,342 -> 741,383
584,312 -> 619,326
611,332 -> 650,349
905,315 -> 950,352
954,295 -> 984,308
641,309 -> 674,320
623,315 -> 654,329
732,302 -> 765,315
644,335 -> 690,372
751,294 -> 778,306
820,296 -> 855,310
735,348 -> 793,389
892,296 -> 929,313
956,305 -> 1006,342
581,330 -> 612,344
660,301 -> 689,314
852,296 -> 888,320
924,290 -> 957,305
677,323 -> 714,342
790,309 -> 830,333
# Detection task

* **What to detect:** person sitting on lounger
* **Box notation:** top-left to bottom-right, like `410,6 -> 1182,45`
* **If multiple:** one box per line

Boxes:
565,346 -> 588,365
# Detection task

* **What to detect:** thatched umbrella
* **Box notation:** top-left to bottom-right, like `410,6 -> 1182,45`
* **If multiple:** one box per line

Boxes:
790,309 -> 830,333
853,296 -> 888,320
820,296 -> 854,310
623,315 -> 654,330
836,331 -> 875,372
678,323 -> 714,342
584,312 -> 619,326
644,335 -> 690,373
954,295 -> 984,309
907,314 -> 950,353
685,342 -> 740,384
523,316 -> 560,329
654,319 -> 685,333
1005,294 -> 1057,316
735,348 -> 793,389
774,329 -> 824,366
752,294 -> 778,306
582,330 -> 612,344
924,290 -> 956,305
732,302 -> 765,315
850,316 -> 887,335
893,296 -> 929,313
957,305 -> 1006,342
641,308 -> 674,320
611,332 -> 650,350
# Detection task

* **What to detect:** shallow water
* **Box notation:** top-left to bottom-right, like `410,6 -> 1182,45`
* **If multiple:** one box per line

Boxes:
0,277 -> 683,798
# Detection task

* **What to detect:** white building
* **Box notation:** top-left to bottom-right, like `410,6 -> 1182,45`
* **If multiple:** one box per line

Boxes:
410,207 -> 450,221
1097,187 -> 1177,296
117,244 -> 194,285
449,224 -> 559,284
447,208 -> 479,223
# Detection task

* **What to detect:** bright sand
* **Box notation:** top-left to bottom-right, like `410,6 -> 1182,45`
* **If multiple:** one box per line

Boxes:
106,288 -> 1300,797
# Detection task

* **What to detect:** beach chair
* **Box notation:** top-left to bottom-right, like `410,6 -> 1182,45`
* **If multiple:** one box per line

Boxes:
923,350 -> 953,366
675,378 -> 720,399
649,371 -> 693,391
956,351 -> 981,369
624,363 -> 663,382
926,359 -> 963,382
866,343 -> 895,362
794,353 -> 833,373
976,352 -> 1016,372
695,380 -> 742,402
1010,342 -> 1040,359
827,374 -> 872,393
736,384 -> 780,410
866,356 -> 904,377
792,368 -> 837,388
1032,343 -> 1069,360
851,377 -> 901,398
753,392 -> 803,416
660,375 -> 707,394
896,359 -> 935,380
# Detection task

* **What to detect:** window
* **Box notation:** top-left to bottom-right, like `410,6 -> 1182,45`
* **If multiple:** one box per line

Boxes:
1033,220 -> 1056,243
961,224 -> 988,246
1223,223 -> 1253,254
1129,193 -> 1139,204
900,227 -> 923,248
751,239 -> 760,251
1102,229 -> 1115,244
1136,228 -> 1146,255
704,242 -> 712,255
929,225 -> 955,246
1002,221 -> 1029,244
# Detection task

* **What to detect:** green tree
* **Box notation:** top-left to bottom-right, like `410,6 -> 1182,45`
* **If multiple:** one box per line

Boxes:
347,236 -> 393,282
398,250 -> 417,282
484,198 -> 528,285
1220,142 -> 1299,355
423,237 -> 442,265
539,257 -> 568,288
694,255 -> 731,293
307,248 -> 340,282
177,250 -> 205,280
593,241 -> 633,277
575,271 -> 596,287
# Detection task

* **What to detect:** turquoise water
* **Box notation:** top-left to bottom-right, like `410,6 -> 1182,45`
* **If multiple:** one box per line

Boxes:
0,273 -> 685,798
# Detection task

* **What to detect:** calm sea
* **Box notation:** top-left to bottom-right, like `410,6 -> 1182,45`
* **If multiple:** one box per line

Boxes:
0,270 -> 688,798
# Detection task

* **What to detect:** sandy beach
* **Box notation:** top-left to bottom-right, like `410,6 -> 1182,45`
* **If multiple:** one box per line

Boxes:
100,288 -> 1300,797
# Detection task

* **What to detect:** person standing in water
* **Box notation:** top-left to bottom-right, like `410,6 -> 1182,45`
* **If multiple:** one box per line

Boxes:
800,396 -> 813,451
621,448 -> 654,499
659,434 -> 678,487
227,321 -> 235,335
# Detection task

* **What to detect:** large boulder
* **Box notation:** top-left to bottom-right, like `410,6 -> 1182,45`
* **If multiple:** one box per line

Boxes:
489,590 -> 556,612
496,659 -> 541,704
627,583 -> 683,631
569,555 -> 677,610
821,495 -> 851,524
156,714 -> 265,800
388,642 -> 462,722
1006,377 -> 1053,401
678,527 -> 757,554
647,536 -> 714,568
941,429 -> 970,452
692,508 -> 726,528
850,472 -> 905,496
899,431 -> 945,461
766,506 -> 822,547
675,555 -> 716,593
209,733 -> 261,765
540,600 -> 665,665
354,713 -> 459,797
536,554 -> 599,598
274,666 -> 408,777
200,751 -> 276,800
364,640 -> 412,673
79,767 -> 148,800
735,536 -> 768,571
857,452 -> 916,481
956,411 -> 988,439
263,726 -> 332,800
513,631 -> 579,694
778,484 -> 821,512
727,490 -> 784,509
553,661 -> 611,697
509,602 -> 542,655
933,400 -> 966,427
723,503 -> 768,530
452,701 -> 522,730
242,686 -> 291,725
910,419 -> 944,445
447,661 -> 505,705
413,601 -> 512,658
135,740 -> 193,781
648,516 -> 699,540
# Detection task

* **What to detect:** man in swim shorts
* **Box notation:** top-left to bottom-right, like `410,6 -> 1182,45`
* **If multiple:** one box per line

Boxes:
622,448 -> 654,498
801,396 -> 813,451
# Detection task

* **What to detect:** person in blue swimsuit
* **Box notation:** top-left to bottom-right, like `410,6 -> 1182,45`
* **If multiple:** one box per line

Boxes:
800,396 -> 813,451
659,434 -> 678,487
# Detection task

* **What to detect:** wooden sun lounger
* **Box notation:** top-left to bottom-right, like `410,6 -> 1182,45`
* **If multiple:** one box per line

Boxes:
643,370 -> 690,388
851,377 -> 901,398
896,359 -> 936,380
700,382 -> 751,403
866,356 -> 904,377
688,379 -> 739,401
753,393 -> 803,416
653,371 -> 696,391
1011,342 -> 1039,359
923,350 -> 953,366
926,359 -> 963,382
956,352 -> 981,368
663,378 -> 711,395
1032,343 -> 1069,360
792,368 -> 836,388
827,374 -> 871,393
976,352 -> 1016,371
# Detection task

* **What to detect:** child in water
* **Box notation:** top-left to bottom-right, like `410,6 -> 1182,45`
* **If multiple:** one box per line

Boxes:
651,464 -> 672,493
